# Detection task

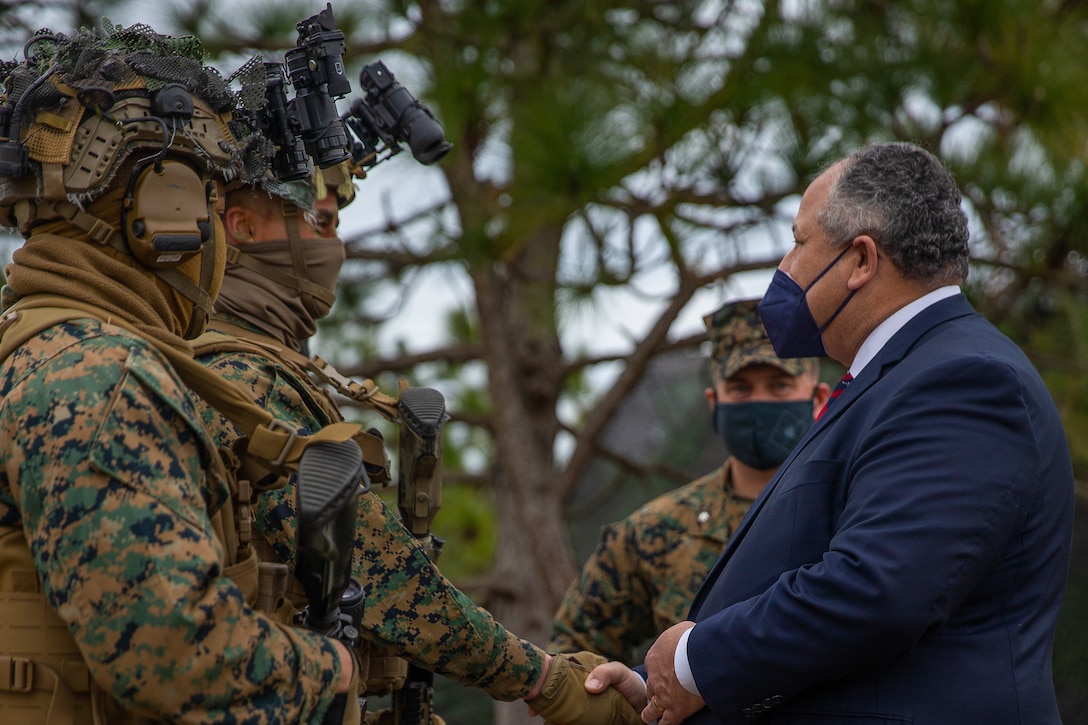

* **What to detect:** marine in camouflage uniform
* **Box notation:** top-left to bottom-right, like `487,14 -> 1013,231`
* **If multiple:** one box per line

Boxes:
548,467 -> 752,664
549,299 -> 828,665
0,20 -> 640,725
0,23 -> 354,723
193,166 -> 544,703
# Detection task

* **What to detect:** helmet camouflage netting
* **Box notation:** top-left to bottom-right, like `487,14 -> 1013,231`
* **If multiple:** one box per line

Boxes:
0,20 -> 274,222
228,54 -> 280,185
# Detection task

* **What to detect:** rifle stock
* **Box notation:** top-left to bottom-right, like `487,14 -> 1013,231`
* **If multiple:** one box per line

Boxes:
393,387 -> 448,725
294,439 -> 370,723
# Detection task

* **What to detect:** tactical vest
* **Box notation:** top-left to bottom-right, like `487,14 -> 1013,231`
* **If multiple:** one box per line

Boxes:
191,319 -> 410,697
0,306 -> 286,724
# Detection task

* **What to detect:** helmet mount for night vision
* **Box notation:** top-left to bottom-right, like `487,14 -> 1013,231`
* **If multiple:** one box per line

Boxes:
245,2 -> 452,185
253,3 -> 352,182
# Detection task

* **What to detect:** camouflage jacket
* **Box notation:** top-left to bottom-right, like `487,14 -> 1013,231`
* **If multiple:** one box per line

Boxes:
194,315 -> 544,701
549,463 -> 753,664
0,319 -> 342,723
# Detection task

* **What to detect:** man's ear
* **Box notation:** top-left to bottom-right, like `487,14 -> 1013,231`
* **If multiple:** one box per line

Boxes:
223,205 -> 253,244
811,381 -> 832,419
847,236 -> 879,290
705,386 -> 716,412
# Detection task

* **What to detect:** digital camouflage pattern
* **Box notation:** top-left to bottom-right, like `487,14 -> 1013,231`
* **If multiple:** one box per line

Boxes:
548,465 -> 752,664
705,298 -> 814,380
195,314 -> 545,700
0,319 -> 342,723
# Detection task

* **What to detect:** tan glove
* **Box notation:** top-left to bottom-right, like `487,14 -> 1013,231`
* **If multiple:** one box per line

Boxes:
526,652 -> 642,725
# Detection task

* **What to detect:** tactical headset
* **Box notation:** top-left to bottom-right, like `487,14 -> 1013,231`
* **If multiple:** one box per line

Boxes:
123,155 -> 215,269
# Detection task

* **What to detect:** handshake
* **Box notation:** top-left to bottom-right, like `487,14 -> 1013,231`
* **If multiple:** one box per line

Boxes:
524,623 -> 705,725
525,652 -> 644,725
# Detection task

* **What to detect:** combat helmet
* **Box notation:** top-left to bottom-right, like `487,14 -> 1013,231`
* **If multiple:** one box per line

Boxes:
0,21 -> 264,337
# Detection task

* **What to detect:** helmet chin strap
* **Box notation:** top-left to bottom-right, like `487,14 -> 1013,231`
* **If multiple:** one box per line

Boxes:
282,201 -> 325,319
153,233 -> 220,338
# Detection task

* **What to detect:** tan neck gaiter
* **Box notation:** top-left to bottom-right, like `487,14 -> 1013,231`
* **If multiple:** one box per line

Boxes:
213,237 -> 345,351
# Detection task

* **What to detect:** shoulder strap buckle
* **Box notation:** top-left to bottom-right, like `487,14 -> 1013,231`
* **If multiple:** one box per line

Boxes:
263,418 -> 299,470
0,656 -> 33,693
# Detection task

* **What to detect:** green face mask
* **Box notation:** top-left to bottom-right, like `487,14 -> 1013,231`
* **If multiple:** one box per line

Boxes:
713,399 -> 814,470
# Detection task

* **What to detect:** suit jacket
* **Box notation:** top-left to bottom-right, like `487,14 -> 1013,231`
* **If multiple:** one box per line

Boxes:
682,294 -> 1074,724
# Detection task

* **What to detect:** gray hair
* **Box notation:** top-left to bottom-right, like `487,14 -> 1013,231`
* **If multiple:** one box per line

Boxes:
816,143 -> 970,285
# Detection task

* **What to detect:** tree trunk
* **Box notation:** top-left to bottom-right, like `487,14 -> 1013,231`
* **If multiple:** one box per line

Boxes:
470,226 -> 576,725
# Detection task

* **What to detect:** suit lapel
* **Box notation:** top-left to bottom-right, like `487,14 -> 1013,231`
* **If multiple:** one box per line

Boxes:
689,294 -> 978,618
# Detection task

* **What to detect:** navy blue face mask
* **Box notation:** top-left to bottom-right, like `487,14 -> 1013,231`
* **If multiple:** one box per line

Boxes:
758,245 -> 857,358
713,399 -> 815,470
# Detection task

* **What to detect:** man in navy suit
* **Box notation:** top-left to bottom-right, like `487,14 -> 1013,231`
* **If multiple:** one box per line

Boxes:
580,142 -> 1074,725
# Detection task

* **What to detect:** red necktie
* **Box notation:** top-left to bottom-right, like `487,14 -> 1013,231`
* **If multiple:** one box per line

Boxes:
816,372 -> 853,421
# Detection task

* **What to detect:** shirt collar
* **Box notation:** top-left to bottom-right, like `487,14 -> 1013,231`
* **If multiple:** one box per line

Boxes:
849,285 -> 960,377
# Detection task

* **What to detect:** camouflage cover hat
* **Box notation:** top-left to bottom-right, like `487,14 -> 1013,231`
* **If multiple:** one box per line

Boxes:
703,298 -> 813,379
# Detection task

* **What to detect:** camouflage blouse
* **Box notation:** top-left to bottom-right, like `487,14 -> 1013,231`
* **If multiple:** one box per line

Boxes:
0,320 -> 342,723
195,316 -> 544,701
549,464 -> 753,664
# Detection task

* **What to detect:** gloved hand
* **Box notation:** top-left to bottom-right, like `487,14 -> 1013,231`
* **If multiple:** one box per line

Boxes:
526,652 -> 642,725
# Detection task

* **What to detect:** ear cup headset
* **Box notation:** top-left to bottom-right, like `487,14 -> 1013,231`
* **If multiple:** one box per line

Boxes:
122,155 -> 214,269
120,82 -> 216,271
120,153 -> 222,338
